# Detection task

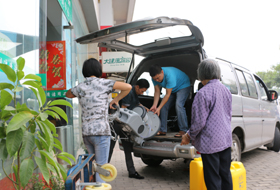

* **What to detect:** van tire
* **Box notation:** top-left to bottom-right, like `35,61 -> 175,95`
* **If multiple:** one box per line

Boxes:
231,133 -> 241,161
141,157 -> 163,167
268,127 -> 280,152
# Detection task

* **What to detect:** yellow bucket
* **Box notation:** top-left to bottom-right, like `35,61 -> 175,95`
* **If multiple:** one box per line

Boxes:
190,157 -> 246,190
190,158 -> 206,190
231,161 -> 246,189
85,183 -> 112,190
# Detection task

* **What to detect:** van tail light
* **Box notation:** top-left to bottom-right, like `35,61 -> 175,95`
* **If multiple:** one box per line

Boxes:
196,151 -> 201,154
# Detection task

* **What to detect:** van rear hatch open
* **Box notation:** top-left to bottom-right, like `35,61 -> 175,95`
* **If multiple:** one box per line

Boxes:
76,17 -> 204,57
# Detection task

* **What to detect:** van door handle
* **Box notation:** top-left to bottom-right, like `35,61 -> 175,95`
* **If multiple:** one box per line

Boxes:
262,119 -> 264,122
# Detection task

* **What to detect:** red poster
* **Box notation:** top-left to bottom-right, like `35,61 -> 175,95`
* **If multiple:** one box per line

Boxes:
39,41 -> 66,91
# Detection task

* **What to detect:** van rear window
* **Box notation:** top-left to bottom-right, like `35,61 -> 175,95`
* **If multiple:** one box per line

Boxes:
138,72 -> 166,98
129,25 -> 192,46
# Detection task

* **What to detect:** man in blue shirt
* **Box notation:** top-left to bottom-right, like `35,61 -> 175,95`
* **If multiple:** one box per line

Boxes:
108,79 -> 149,179
149,64 -> 191,137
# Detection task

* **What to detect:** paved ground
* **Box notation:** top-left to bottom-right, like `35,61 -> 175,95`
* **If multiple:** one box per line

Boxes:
108,144 -> 280,190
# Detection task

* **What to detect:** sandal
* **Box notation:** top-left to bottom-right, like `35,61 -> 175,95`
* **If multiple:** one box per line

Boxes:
156,131 -> 166,136
174,131 -> 186,138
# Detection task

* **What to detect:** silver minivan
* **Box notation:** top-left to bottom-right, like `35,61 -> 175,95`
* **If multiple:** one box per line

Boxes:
76,17 -> 280,165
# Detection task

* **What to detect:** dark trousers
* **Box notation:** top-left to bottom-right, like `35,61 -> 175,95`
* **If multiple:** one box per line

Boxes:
108,121 -> 136,175
201,147 -> 233,190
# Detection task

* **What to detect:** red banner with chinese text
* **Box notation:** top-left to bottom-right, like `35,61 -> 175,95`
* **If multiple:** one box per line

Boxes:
39,41 -> 66,91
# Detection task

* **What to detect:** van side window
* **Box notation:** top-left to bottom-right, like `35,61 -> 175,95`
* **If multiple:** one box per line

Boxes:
243,72 -> 258,98
255,76 -> 268,101
235,69 -> 249,96
219,62 -> 238,94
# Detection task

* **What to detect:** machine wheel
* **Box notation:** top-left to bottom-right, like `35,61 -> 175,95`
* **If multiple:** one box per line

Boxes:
141,157 -> 163,167
268,127 -> 280,152
99,164 -> 117,182
231,133 -> 241,161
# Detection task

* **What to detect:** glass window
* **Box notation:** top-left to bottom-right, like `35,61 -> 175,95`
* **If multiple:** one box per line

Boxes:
129,25 -> 192,46
138,72 -> 166,98
244,72 -> 258,98
236,69 -> 249,96
255,76 -> 268,101
219,62 -> 238,94
193,79 -> 204,92
0,0 -> 41,181
0,0 -> 41,112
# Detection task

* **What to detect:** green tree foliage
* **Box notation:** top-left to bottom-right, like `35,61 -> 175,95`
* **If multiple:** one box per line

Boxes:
0,57 -> 75,190
256,63 -> 280,93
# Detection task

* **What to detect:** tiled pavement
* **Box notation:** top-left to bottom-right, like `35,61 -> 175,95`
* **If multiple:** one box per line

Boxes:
108,144 -> 280,190
241,147 -> 280,190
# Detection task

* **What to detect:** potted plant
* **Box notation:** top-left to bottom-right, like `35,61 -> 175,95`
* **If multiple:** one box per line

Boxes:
0,57 -> 75,190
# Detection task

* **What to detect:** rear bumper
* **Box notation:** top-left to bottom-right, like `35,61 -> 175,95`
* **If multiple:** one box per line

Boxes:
132,140 -> 199,159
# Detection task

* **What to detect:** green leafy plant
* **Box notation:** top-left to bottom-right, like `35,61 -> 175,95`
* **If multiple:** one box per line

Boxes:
26,174 -> 65,190
26,174 -> 45,190
0,57 -> 75,190
48,175 -> 65,190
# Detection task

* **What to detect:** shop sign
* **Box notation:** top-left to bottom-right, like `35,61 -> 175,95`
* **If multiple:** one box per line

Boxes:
58,0 -> 72,23
39,41 -> 66,91
0,52 -> 16,72
46,90 -> 67,98
102,52 -> 132,73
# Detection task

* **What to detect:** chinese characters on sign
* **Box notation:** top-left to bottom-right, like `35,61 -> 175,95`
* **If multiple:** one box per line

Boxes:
46,90 -> 68,98
103,57 -> 131,64
39,41 -> 66,91
102,52 -> 132,73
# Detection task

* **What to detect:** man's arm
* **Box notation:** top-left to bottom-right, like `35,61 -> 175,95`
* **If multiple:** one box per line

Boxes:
150,85 -> 161,112
153,88 -> 172,116
66,89 -> 76,98
157,88 -> 172,110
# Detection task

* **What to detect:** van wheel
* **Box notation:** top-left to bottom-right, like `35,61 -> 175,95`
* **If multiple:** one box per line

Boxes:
268,127 -> 280,152
231,133 -> 241,161
141,157 -> 163,167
